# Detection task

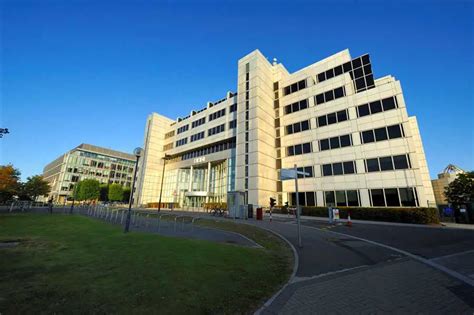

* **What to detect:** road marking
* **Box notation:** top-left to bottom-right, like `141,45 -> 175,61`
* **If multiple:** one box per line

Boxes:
430,249 -> 474,261
291,265 -> 368,284
297,224 -> 474,287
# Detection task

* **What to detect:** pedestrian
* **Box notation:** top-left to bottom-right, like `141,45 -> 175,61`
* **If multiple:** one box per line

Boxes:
48,198 -> 53,214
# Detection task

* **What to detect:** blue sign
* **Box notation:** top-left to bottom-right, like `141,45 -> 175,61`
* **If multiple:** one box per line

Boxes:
443,207 -> 453,216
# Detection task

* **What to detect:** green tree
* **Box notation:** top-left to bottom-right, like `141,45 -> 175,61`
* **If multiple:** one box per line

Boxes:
73,181 -> 83,201
79,179 -> 100,201
122,187 -> 131,203
23,175 -> 51,201
0,164 -> 21,202
108,184 -> 123,202
99,184 -> 109,202
445,172 -> 474,207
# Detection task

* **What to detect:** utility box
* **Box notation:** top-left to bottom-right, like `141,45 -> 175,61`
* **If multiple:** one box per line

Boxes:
247,204 -> 253,219
256,208 -> 263,220
227,191 -> 246,219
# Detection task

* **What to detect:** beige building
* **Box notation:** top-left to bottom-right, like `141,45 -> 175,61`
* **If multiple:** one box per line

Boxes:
431,164 -> 465,205
136,49 -> 436,209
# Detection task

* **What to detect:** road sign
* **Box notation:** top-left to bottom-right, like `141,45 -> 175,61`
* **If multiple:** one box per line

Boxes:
280,168 -> 310,180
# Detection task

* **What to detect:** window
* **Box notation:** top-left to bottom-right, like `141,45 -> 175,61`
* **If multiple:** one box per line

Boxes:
333,163 -> 343,175
327,113 -> 337,124
387,124 -> 403,139
323,190 -> 360,207
284,99 -> 309,115
320,139 -> 330,151
209,108 -> 226,121
317,110 -> 348,128
322,164 -> 332,176
357,104 -> 370,117
382,97 -> 397,111
361,130 -> 375,143
399,188 -> 417,206
229,119 -> 237,129
314,86 -> 345,105
296,166 -> 314,178
229,103 -> 237,112
325,191 -> 335,206
318,116 -> 327,127
283,79 -> 308,96
163,143 -> 173,151
393,155 -> 409,169
370,101 -> 382,114
347,190 -> 359,206
370,189 -> 385,206
374,127 -> 388,141
320,134 -> 352,151
191,117 -> 206,128
176,138 -> 188,147
287,142 -> 312,156
285,120 -> 310,135
190,131 -> 205,142
340,135 -> 351,147
208,124 -> 225,136
361,124 -> 404,144
322,161 -> 356,176
177,124 -> 189,134
385,188 -> 400,206
366,158 -> 379,172
330,137 -> 340,149
357,96 -> 398,117
343,161 -> 355,174
336,191 -> 346,207
379,156 -> 394,171
165,130 -> 175,139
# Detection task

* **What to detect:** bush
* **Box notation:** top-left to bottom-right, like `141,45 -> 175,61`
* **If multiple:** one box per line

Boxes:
276,206 -> 439,224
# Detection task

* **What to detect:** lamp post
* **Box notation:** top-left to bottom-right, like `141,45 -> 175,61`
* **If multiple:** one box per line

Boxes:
157,154 -> 170,212
124,147 -> 142,233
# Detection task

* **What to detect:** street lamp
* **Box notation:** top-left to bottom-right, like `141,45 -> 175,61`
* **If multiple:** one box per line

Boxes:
158,154 -> 170,212
124,147 -> 142,233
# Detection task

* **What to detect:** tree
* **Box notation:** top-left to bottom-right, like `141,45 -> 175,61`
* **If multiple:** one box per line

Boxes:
108,184 -> 123,202
73,181 -> 83,201
0,164 -> 21,202
99,184 -> 108,202
445,172 -> 474,207
78,179 -> 100,201
122,187 -> 131,203
23,175 -> 51,201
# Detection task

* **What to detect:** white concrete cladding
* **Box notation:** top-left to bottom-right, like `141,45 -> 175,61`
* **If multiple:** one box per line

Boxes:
136,48 -> 436,208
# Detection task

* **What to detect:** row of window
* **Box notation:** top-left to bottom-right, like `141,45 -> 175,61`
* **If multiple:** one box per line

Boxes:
285,120 -> 310,135
164,130 -> 175,139
360,124 -> 404,144
289,191 -> 317,207
229,119 -> 237,129
163,143 -> 173,151
283,79 -> 307,96
190,131 -> 205,142
289,190 -> 361,207
229,103 -> 237,113
296,166 -> 314,178
366,154 -> 411,172
370,187 -> 418,207
320,134 -> 352,151
287,142 -> 312,156
357,96 -> 398,118
317,55 -> 371,84
284,99 -> 308,115
208,124 -> 225,136
180,138 -> 236,160
317,109 -> 348,128
176,138 -> 187,147
192,117 -> 206,128
209,108 -> 226,121
315,86 -> 346,105
177,125 -> 189,134
322,161 -> 356,176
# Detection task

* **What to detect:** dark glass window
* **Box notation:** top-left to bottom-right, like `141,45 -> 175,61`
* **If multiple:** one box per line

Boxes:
393,155 -> 409,169
358,104 -> 370,117
294,123 -> 301,133
301,120 -> 309,131
325,90 -> 334,102
343,62 -> 352,72
400,188 -> 416,207
352,57 -> 362,69
297,167 -> 304,179
298,80 -> 306,90
294,144 -> 302,155
287,146 -> 294,156
327,113 -> 337,124
286,125 -> 293,135
284,86 -> 290,95
326,69 -> 334,79
333,163 -> 343,175
347,190 -> 359,206
302,142 -> 311,153
322,164 -> 332,176
363,64 -> 372,75
379,157 -> 394,171
330,137 -> 340,149
334,65 -> 343,76
291,83 -> 297,93
318,116 -> 327,127
343,161 -> 355,174
298,192 -> 306,206
362,130 -> 375,143
317,72 -> 325,83
382,97 -> 396,111
366,158 -> 380,172
354,67 -> 364,78
374,127 -> 388,141
337,110 -> 347,122
304,166 -> 313,177
369,100 -> 382,114
300,99 -> 308,109
316,94 -> 324,105
336,191 -> 347,206
355,78 -> 366,90
320,139 -> 330,151
361,54 -> 370,65
325,191 -> 335,206
371,189 -> 385,206
292,102 -> 299,113
340,135 -> 351,147
306,192 -> 315,206
385,188 -> 400,207
285,105 -> 291,115
365,75 -> 375,87
387,125 -> 402,139
334,87 -> 344,99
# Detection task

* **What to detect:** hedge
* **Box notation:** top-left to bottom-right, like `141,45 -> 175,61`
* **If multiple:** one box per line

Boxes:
272,206 -> 439,224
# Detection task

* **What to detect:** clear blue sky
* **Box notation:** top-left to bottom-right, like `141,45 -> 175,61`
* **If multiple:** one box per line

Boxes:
1,0 -> 473,180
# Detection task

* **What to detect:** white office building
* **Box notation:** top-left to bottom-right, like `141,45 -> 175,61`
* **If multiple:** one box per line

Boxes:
135,49 -> 435,209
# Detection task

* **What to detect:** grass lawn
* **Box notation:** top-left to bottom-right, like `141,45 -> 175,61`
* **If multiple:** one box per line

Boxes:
0,213 -> 292,314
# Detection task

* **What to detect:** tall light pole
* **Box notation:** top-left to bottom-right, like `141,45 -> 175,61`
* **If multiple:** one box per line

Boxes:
158,154 -> 170,212
124,147 -> 142,233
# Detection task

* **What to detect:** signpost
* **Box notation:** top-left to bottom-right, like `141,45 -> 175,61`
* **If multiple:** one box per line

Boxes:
280,165 -> 309,248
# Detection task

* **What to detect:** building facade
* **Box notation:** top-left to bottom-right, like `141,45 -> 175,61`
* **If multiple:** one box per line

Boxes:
431,164 -> 465,206
43,144 -> 136,202
136,49 -> 436,209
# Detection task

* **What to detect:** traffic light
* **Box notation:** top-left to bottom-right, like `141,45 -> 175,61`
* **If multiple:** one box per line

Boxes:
269,197 -> 276,208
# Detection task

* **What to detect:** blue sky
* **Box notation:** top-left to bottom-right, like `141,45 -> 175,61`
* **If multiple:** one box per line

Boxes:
1,0 -> 473,180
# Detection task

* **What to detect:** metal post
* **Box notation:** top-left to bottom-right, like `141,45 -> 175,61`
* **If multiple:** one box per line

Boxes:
124,151 -> 141,233
158,155 -> 168,212
294,164 -> 302,248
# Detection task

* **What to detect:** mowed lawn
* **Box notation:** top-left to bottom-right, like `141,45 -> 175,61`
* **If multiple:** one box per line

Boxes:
0,213 -> 292,314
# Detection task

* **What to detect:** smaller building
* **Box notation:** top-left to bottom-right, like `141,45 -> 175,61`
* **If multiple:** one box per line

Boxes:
43,144 -> 136,202
431,164 -> 465,206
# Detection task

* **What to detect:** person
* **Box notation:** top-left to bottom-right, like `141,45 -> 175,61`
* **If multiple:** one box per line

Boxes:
48,198 -> 53,214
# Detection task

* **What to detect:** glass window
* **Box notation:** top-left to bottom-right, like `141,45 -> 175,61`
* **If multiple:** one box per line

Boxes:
399,188 -> 416,207
333,163 -> 343,175
292,102 -> 299,113
352,57 -> 362,69
284,86 -> 290,95
347,190 -> 359,206
358,104 -> 370,117
369,100 -> 382,114
334,87 -> 344,99
330,137 -> 340,149
374,127 -> 388,141
371,189 -> 385,206
365,75 -> 375,87
298,80 -> 306,90
294,144 -> 302,155
362,130 -> 375,143
343,161 -> 355,174
354,67 -> 364,78
320,139 -> 330,151
301,120 -> 309,131
334,65 -> 343,76
361,54 -> 370,65
297,167 -> 304,179
388,125 -> 402,139
343,62 -> 352,72
322,164 -> 332,176
393,155 -> 409,169
326,69 -> 334,79
363,64 -> 372,75
337,110 -> 347,122
355,78 -> 366,90
304,166 -> 313,177
317,72 -> 325,83
294,123 -> 301,133
306,192 -> 315,206
366,158 -> 380,172
291,83 -> 298,93
318,116 -> 327,127
286,125 -> 293,135
327,113 -> 337,124
300,99 -> 308,109
302,142 -> 311,153
336,191 -> 347,206
287,146 -> 294,156
298,192 -> 306,206
379,156 -> 394,171
316,94 -> 324,105
325,191 -> 335,206
382,97 -> 397,111
325,90 -> 334,102
340,135 -> 351,147
385,188 -> 400,207
285,105 -> 291,115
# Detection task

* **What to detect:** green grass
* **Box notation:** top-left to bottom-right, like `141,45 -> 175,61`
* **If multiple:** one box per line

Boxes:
0,213 -> 292,314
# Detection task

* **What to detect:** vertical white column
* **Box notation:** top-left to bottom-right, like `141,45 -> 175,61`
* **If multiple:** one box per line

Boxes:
188,165 -> 193,192
206,162 -> 211,203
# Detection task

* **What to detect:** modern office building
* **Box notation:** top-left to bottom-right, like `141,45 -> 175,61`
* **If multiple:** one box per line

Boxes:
431,164 -> 465,206
43,143 -> 136,202
136,49 -> 436,209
